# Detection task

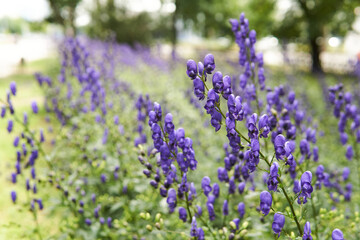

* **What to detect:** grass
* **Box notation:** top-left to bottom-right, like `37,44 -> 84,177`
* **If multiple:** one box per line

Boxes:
0,52 -> 359,239
0,57 -> 62,239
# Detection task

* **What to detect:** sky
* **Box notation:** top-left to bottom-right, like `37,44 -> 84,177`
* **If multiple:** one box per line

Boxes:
0,0 -> 174,23
0,0 -> 50,21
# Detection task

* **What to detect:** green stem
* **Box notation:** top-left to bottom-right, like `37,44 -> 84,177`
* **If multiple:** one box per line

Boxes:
279,181 -> 302,236
310,197 -> 319,239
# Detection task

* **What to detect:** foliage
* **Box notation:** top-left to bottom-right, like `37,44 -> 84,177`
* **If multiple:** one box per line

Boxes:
1,12 -> 360,240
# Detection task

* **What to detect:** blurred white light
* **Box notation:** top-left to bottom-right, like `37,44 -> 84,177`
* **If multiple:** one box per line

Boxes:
161,2 -> 175,13
76,14 -> 90,27
328,37 -> 341,47
127,0 -> 161,12
0,0 -> 50,21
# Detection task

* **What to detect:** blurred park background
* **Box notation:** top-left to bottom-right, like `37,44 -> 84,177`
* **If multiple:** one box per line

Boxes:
1,0 -> 360,239
1,0 -> 360,77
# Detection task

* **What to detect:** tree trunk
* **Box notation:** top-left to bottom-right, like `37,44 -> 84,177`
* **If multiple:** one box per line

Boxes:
310,36 -> 323,74
170,0 -> 179,59
68,7 -> 77,37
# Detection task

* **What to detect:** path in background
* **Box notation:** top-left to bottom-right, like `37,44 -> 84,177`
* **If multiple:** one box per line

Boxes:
0,34 -> 56,78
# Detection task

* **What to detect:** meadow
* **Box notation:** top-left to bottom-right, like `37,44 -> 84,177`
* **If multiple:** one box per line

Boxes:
0,17 -> 359,240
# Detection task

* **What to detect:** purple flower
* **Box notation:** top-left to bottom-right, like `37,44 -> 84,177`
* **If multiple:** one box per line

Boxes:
204,54 -> 215,74
247,113 -> 258,139
332,229 -> 344,240
186,59 -> 198,79
198,228 -> 205,240
7,120 -> 13,133
313,146 -> 319,162
293,180 -> 301,193
1,106 -> 6,118
222,75 -> 232,99
343,167 -> 350,181
201,176 -> 212,196
345,145 -> 353,160
107,217 -> 112,228
272,213 -> 285,237
212,71 -> 224,93
223,200 -> 229,216
100,174 -> 107,183
218,167 -> 229,182
258,114 -> 270,138
298,171 -> 313,204
229,18 -> 239,31
11,191 -> 17,203
31,101 -> 38,114
195,205 -> 202,217
31,167 -> 36,179
274,134 -> 286,160
167,188 -> 177,213
37,199 -> 44,210
198,62 -> 204,76
303,221 -> 312,240
13,136 -> 20,147
213,183 -> 220,198
340,132 -> 348,145
85,218 -> 91,226
207,203 -> 216,221
179,207 -> 187,222
193,77 -> 205,100
267,162 -> 279,191
40,129 -> 45,142
227,94 -> 244,121
238,202 -> 245,218
299,139 -> 311,160
238,182 -> 245,194
164,113 -> 175,133
11,173 -> 17,183
10,82 -> 16,96
228,177 -> 236,194
190,217 -> 198,237
260,191 -> 272,216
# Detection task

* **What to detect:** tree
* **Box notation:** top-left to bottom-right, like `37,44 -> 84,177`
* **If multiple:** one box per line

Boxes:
46,0 -> 82,35
273,0 -> 357,73
170,0 -> 275,51
86,0 -> 166,45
